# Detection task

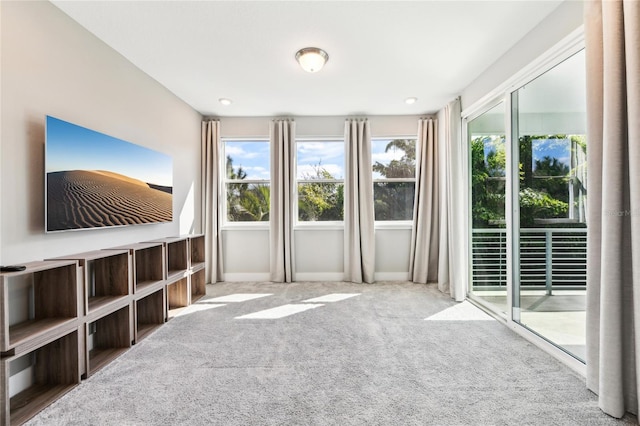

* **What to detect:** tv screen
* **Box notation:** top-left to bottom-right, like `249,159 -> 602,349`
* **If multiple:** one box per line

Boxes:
45,115 -> 173,232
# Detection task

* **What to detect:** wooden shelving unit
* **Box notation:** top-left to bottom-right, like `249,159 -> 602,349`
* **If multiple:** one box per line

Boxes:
135,289 -> 165,342
1,234 -> 206,424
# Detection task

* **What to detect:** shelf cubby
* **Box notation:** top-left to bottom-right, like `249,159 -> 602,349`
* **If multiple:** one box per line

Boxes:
149,237 -> 188,281
190,268 -> 206,303
49,250 -> 132,318
86,305 -> 132,377
105,243 -> 165,295
2,329 -> 80,426
166,277 -> 189,319
188,234 -> 205,271
1,260 -> 80,353
135,289 -> 165,343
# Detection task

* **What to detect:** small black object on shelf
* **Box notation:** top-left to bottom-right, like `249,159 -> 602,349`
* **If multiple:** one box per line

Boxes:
1,265 -> 27,272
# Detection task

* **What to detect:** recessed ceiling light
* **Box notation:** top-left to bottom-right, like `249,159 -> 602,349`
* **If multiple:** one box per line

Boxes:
405,97 -> 418,105
219,98 -> 232,106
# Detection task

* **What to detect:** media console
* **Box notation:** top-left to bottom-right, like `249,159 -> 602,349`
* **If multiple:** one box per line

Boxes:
0,234 -> 206,425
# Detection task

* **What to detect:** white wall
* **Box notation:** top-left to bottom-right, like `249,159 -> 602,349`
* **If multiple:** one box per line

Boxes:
220,115 -> 420,281
0,1 -> 202,265
461,0 -> 584,111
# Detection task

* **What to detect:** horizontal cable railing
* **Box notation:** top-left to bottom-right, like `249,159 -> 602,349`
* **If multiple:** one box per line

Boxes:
471,228 -> 587,292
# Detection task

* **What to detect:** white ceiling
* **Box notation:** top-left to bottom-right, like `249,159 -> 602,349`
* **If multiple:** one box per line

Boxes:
51,0 -> 565,117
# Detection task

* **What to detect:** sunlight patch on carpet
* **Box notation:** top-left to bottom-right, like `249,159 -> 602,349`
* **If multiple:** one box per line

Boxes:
425,301 -> 495,321
302,293 -> 361,303
236,304 -> 324,319
205,293 -> 273,303
177,303 -> 226,316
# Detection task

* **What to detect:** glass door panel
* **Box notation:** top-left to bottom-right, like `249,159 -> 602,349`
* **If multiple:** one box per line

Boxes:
512,50 -> 587,360
469,102 -> 507,316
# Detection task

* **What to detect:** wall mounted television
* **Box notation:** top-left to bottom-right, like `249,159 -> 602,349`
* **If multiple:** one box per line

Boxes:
45,115 -> 173,232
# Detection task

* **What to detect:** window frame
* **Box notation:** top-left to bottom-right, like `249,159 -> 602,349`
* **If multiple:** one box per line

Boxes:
221,138 -> 271,228
294,137 -> 345,227
371,136 -> 418,225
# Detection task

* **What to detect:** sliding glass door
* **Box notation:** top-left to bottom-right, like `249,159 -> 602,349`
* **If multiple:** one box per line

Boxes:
467,48 -> 587,361
512,50 -> 587,360
468,102 -> 507,317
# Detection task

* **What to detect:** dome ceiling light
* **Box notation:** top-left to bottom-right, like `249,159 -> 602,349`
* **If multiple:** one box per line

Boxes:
295,47 -> 329,73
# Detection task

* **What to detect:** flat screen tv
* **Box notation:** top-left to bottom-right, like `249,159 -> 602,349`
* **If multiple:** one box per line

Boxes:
45,115 -> 173,232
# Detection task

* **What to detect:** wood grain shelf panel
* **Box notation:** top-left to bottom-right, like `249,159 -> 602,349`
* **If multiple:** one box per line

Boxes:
87,295 -> 129,314
9,318 -> 76,349
10,383 -> 76,426
88,347 -> 129,375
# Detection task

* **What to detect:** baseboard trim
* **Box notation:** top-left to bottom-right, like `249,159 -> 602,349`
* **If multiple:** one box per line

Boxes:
294,272 -> 345,282
374,272 -> 410,281
223,273 -> 271,282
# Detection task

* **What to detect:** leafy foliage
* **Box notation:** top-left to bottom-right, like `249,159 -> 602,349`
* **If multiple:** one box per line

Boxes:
226,155 -> 270,222
471,135 -> 578,228
373,139 -> 416,220
298,165 -> 343,221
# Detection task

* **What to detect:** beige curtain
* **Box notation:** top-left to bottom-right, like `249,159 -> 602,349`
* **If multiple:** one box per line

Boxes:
437,99 -> 467,301
409,118 -> 439,284
344,118 -> 375,283
201,119 -> 223,283
585,0 -> 640,419
270,119 -> 295,282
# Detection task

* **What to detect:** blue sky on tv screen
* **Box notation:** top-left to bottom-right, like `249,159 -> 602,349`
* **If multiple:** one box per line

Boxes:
46,116 -> 173,187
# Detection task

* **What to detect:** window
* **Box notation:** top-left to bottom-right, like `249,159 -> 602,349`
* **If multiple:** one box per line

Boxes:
372,138 -> 416,221
222,140 -> 270,222
296,140 -> 344,222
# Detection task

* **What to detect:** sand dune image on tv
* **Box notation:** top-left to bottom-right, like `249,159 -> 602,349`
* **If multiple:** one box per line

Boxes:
45,116 -> 173,232
47,169 -> 172,232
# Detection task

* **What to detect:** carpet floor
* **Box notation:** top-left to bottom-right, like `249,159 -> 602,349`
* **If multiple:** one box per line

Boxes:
27,281 -> 633,425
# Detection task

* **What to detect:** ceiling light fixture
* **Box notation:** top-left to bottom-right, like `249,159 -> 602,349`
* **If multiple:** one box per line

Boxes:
295,47 -> 329,73
219,98 -> 232,106
405,97 -> 418,105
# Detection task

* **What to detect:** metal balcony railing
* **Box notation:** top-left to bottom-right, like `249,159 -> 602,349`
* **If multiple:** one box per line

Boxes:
471,228 -> 587,293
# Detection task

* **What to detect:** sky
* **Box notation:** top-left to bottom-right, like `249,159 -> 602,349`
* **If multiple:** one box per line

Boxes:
46,116 -> 173,186
225,139 -> 410,181
479,135 -> 572,173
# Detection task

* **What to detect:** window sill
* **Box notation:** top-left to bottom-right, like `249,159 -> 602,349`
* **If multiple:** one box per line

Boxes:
222,222 -> 269,231
294,222 -> 344,231
374,221 -> 413,230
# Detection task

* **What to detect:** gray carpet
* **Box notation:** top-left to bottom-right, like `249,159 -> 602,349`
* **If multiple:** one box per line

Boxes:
27,282 -> 633,425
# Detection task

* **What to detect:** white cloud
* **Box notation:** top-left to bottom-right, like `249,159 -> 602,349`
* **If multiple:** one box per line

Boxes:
241,166 -> 270,179
297,163 -> 343,179
372,150 -> 403,164
297,141 -> 344,164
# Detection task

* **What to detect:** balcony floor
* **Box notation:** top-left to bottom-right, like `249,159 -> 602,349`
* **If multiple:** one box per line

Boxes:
472,289 -> 586,361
